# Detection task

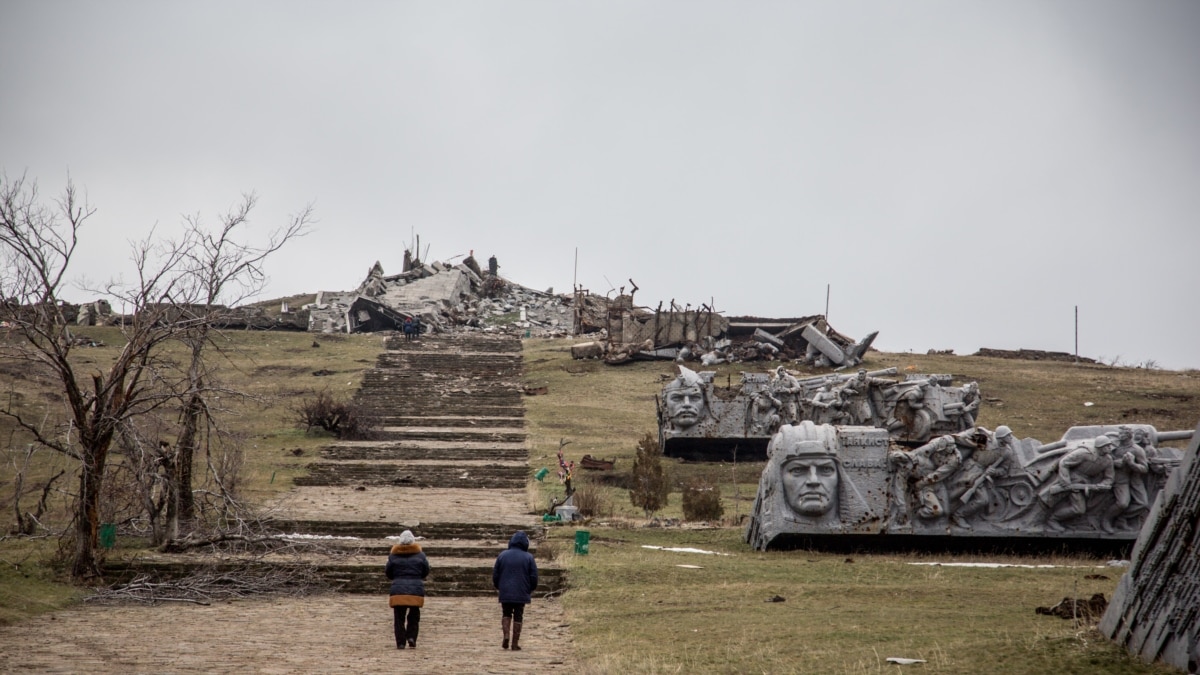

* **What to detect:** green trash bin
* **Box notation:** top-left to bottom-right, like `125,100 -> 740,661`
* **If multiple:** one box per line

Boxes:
574,529 -> 590,555
534,467 -> 549,482
99,523 -> 117,550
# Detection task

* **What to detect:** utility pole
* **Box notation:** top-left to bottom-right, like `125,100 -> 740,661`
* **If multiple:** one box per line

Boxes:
1074,305 -> 1079,363
825,284 -> 831,320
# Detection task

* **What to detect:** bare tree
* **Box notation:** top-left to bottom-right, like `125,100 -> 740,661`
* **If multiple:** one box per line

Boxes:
165,193 -> 310,540
1,173 -> 176,578
0,173 -> 310,579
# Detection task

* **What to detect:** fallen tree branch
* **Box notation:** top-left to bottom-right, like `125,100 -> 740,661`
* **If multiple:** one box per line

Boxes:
87,564 -> 323,605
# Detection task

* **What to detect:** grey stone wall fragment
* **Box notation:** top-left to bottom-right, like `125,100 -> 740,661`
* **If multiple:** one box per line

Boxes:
1099,420 -> 1200,673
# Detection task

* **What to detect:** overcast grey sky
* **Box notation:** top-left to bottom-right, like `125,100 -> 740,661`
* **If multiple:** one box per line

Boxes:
3,1 -> 1198,369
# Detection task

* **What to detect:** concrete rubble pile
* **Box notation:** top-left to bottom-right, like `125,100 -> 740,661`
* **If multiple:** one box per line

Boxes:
305,253 -> 572,335
570,290 -> 876,368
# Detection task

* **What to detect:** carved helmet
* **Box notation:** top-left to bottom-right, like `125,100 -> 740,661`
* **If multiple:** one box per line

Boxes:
994,425 -> 1013,439
780,440 -> 835,460
1094,435 -> 1115,449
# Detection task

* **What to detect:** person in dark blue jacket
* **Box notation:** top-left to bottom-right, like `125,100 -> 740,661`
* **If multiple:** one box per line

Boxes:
386,530 -> 430,649
492,530 -> 539,650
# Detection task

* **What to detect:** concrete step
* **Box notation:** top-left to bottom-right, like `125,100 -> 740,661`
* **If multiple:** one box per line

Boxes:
271,520 -> 546,540
284,537 -> 538,559
383,334 -> 523,353
294,462 -> 531,489
320,442 -> 528,461
368,428 -> 527,443
102,557 -> 566,596
365,415 -> 526,428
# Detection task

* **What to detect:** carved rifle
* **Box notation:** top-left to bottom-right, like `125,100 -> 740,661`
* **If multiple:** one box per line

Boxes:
960,457 -> 1004,504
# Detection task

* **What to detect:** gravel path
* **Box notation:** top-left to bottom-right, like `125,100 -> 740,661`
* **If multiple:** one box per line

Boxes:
0,595 -> 574,673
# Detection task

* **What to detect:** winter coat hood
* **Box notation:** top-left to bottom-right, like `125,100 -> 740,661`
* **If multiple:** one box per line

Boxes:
390,543 -> 422,555
508,530 -> 530,551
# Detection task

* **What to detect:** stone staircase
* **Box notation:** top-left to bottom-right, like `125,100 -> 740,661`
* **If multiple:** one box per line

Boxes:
105,331 -> 563,598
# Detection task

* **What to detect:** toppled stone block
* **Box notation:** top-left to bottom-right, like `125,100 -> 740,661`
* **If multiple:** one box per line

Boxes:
571,341 -> 604,359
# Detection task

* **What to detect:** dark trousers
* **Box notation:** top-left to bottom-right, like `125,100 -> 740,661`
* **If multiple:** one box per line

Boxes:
393,606 -> 420,645
501,602 -> 525,623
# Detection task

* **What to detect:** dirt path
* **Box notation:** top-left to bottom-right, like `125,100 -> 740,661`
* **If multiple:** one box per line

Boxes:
0,595 -> 574,673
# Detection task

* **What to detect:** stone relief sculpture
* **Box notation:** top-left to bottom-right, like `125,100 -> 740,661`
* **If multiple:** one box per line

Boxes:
658,364 -> 979,460
806,378 -> 849,426
836,369 -> 896,426
1103,426 -> 1151,532
1035,434 -> 1116,532
745,422 -> 883,547
746,422 -> 1191,550
888,434 -> 961,525
661,366 -> 710,431
769,365 -> 803,425
1098,421 -> 1200,673
946,425 -> 1023,529
747,389 -> 783,436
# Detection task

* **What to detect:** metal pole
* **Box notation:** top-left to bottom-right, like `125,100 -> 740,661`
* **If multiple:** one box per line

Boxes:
1074,305 -> 1079,363
825,284 -> 830,320
573,247 -> 578,291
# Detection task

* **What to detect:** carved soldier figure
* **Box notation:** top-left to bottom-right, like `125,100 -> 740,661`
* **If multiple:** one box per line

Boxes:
1037,435 -> 1115,532
889,434 -> 962,524
1134,427 -> 1170,493
956,382 -> 981,431
837,369 -> 893,426
663,368 -> 709,431
748,390 -> 783,435
769,366 -> 803,424
885,380 -> 933,437
1101,426 -> 1150,533
948,425 -> 1022,529
781,444 -> 841,518
771,427 -> 871,527
808,379 -> 849,425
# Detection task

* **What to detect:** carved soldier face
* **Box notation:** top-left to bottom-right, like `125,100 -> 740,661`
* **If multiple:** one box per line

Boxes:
665,384 -> 707,428
781,455 -> 839,516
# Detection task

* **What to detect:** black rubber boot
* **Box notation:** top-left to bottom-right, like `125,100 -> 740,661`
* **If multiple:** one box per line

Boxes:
511,621 -> 523,651
502,616 -> 511,649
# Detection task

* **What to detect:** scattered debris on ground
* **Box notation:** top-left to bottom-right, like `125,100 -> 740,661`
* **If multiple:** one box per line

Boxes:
974,347 -> 1096,364
1035,593 -> 1108,620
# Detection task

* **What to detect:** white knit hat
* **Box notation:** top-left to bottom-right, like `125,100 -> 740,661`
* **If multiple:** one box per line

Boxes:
399,530 -> 415,544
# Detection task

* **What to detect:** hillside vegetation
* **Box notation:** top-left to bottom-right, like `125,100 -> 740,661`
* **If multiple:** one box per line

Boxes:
522,338 -> 1196,674
1,330 -> 1195,672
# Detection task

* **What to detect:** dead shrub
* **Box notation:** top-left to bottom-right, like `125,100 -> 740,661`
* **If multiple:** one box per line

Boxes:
535,539 -> 559,562
681,478 -> 723,522
571,480 -> 611,518
294,390 -> 376,440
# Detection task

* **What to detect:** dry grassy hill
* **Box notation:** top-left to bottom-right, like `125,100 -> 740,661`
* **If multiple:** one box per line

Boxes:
1,329 -> 1196,672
